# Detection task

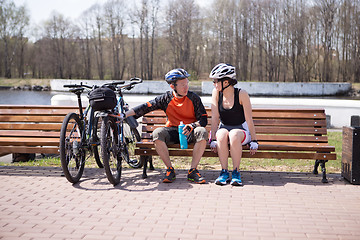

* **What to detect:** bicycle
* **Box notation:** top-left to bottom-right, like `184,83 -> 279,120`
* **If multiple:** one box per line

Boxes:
59,81 -> 123,183
100,77 -> 143,185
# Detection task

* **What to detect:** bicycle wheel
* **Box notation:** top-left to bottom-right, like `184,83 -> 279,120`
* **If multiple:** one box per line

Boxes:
59,112 -> 85,183
123,122 -> 143,168
101,116 -> 122,185
92,115 -> 103,168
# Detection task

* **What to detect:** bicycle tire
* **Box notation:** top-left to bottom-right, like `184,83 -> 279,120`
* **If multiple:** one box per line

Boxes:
123,124 -> 143,168
59,112 -> 85,183
92,115 -> 103,168
101,116 -> 122,185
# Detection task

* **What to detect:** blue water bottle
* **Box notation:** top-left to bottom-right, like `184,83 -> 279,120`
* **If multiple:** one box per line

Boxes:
178,121 -> 188,149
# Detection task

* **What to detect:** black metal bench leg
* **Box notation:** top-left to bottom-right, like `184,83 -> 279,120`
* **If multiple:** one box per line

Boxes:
140,155 -> 148,179
313,160 -> 320,175
149,156 -> 154,170
320,160 -> 328,183
140,156 -> 154,179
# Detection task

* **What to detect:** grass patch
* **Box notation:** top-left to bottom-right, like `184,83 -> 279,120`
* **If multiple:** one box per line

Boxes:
1,131 -> 342,173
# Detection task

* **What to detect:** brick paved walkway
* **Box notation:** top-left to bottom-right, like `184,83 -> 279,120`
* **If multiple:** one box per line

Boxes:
1,166 -> 360,240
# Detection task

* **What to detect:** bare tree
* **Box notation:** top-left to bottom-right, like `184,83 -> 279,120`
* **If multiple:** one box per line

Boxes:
78,11 -> 93,79
316,0 -> 338,82
86,4 -> 106,80
104,0 -> 127,80
43,12 -> 77,79
166,0 -> 200,72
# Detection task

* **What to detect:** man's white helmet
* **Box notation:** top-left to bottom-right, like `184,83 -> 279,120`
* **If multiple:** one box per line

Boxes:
209,63 -> 236,80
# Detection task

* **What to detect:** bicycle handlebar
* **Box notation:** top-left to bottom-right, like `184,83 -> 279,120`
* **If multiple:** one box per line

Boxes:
63,82 -> 93,89
63,78 -> 143,91
116,77 -> 143,91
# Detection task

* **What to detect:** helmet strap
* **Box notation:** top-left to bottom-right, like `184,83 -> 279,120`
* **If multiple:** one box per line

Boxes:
220,80 -> 231,92
171,82 -> 185,97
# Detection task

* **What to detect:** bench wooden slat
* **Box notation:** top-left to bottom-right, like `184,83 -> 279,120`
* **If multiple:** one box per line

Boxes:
255,126 -> 327,135
0,115 -> 65,123
0,146 -> 59,154
141,125 -> 327,135
134,149 -> 335,160
253,119 -> 326,127
136,142 -> 335,152
143,109 -> 326,119
139,132 -> 329,142
0,130 -> 60,138
0,108 -> 81,115
141,117 -> 327,128
0,105 -> 78,109
0,123 -> 62,131
0,137 -> 60,146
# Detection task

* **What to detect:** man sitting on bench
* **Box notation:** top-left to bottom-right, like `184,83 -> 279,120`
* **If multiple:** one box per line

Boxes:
124,68 -> 208,184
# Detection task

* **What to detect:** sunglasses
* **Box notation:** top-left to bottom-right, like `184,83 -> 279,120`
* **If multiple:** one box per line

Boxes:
212,79 -> 219,83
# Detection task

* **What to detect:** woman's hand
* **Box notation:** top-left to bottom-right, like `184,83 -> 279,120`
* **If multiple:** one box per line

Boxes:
210,140 -> 217,153
249,140 -> 258,155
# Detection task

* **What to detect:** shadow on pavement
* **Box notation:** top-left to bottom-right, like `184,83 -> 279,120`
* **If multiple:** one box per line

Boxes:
0,166 -> 347,189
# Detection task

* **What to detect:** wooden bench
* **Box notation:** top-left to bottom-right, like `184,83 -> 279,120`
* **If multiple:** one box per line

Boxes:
0,105 -> 80,161
135,108 -> 336,183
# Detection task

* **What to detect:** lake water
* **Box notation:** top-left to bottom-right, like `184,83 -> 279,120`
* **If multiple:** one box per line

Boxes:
0,90 -> 58,105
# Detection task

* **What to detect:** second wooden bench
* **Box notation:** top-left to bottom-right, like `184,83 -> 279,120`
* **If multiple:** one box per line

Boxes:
0,105 -> 80,161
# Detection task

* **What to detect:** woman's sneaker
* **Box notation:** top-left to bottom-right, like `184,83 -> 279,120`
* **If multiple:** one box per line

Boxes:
187,168 -> 206,184
215,169 -> 230,185
163,167 -> 176,183
231,169 -> 243,186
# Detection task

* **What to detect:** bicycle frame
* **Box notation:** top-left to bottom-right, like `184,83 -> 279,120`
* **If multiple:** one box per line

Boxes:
72,89 -> 96,151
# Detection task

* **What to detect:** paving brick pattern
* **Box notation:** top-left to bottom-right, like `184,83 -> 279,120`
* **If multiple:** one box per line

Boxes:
1,166 -> 360,240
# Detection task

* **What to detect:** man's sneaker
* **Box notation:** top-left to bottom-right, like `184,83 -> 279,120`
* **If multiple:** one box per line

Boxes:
163,167 -> 176,183
187,168 -> 206,184
215,169 -> 230,185
231,169 -> 243,186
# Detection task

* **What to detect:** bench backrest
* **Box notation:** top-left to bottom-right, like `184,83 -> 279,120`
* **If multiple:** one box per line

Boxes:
140,108 -> 329,146
0,105 -> 81,155
0,105 -> 81,134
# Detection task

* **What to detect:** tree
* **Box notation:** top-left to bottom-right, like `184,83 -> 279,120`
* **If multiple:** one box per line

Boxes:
316,0 -> 338,82
0,0 -> 29,78
104,0 -> 127,80
86,4 -> 105,80
43,12 -> 77,79
134,0 -> 160,80
165,0 -> 201,73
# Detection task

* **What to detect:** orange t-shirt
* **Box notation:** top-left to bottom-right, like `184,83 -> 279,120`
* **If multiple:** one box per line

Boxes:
165,94 -> 196,127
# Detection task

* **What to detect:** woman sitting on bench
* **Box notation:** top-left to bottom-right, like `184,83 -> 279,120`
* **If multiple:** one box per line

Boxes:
209,63 -> 258,186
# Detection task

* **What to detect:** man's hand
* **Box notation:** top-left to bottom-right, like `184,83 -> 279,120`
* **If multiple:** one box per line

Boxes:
183,123 -> 196,136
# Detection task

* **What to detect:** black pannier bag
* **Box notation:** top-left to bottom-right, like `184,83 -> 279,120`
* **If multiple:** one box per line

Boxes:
89,87 -> 117,111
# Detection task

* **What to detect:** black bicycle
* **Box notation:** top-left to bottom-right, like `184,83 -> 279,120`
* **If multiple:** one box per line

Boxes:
100,77 -> 143,185
59,81 -> 124,183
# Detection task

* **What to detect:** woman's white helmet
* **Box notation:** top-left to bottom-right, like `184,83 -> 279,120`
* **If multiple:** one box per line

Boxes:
209,63 -> 236,80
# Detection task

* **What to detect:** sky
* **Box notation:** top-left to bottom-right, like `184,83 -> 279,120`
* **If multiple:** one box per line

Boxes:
13,0 -> 213,26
